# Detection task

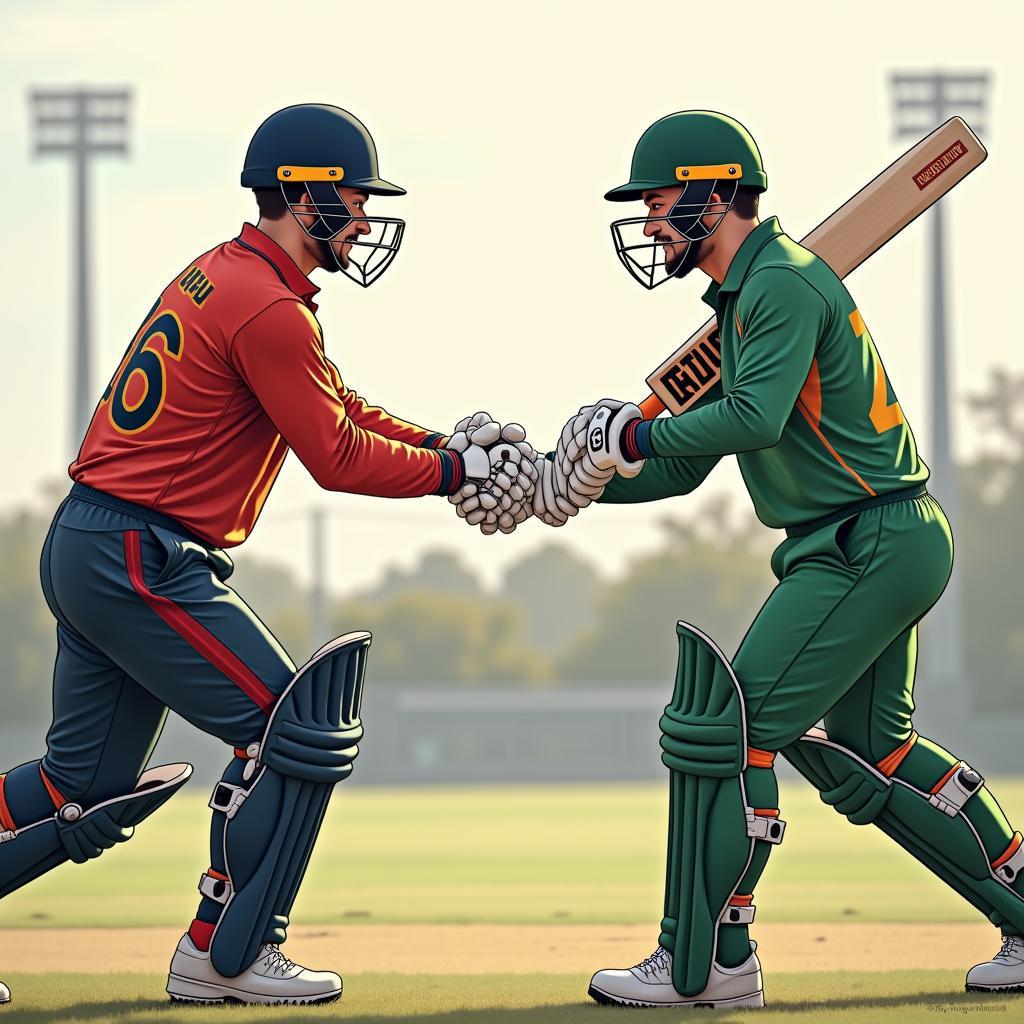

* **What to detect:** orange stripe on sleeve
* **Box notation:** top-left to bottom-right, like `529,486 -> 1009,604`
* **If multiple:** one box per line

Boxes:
798,360 -> 822,429
796,401 -> 877,497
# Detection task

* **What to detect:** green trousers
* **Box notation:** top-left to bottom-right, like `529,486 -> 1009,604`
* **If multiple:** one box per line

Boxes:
737,492 -> 951,755
688,493 -> 1023,966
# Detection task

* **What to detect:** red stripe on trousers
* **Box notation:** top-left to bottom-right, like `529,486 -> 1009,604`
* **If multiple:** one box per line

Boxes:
0,775 -> 16,831
123,530 -> 275,714
38,764 -> 67,809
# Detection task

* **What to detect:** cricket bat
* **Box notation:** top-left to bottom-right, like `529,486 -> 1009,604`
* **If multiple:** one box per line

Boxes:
639,116 -> 987,419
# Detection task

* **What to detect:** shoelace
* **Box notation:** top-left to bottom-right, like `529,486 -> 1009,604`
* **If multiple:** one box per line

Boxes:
635,948 -> 670,979
996,935 -> 1024,962
260,944 -> 298,976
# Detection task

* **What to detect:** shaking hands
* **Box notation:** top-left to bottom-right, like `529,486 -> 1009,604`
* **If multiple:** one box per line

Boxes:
443,402 -> 646,535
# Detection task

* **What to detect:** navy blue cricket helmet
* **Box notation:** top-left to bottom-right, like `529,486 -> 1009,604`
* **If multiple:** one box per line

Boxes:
242,104 -> 406,286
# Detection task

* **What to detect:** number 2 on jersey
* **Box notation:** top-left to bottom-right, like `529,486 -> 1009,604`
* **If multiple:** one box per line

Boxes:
850,309 -> 904,435
102,301 -> 185,435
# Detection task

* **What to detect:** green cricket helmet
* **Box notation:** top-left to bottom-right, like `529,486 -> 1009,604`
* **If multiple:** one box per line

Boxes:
606,111 -> 767,289
242,104 -> 406,287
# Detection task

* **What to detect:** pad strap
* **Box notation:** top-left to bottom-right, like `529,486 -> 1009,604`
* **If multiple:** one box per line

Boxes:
209,780 -> 252,820
929,761 -> 983,817
721,894 -> 755,926
233,744 -> 261,782
199,868 -> 234,905
993,833 -> 1024,885
876,731 -> 918,777
746,807 -> 786,845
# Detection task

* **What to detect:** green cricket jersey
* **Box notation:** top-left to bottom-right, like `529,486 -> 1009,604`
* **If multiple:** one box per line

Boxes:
602,217 -> 929,528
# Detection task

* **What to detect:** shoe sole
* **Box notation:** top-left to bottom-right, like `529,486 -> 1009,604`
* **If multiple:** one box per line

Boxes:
588,984 -> 765,1009
965,983 -> 1024,994
167,973 -> 341,1006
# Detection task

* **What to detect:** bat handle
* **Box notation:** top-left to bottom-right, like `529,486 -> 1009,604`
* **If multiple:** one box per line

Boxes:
639,393 -> 666,419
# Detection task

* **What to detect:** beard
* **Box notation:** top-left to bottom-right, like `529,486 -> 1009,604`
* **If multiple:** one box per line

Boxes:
316,237 -> 341,273
666,235 -> 708,279
311,236 -> 355,273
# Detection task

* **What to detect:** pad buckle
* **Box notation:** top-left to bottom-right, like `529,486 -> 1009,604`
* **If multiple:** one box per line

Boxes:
722,902 -> 756,925
242,743 -> 262,782
0,830 -> 15,845
58,803 -> 83,823
199,871 -> 234,905
209,782 -> 248,820
929,762 -> 984,817
995,839 -> 1024,885
746,808 -> 786,845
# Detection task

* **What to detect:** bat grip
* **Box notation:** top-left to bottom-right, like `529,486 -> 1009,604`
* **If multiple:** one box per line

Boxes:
639,393 -> 666,419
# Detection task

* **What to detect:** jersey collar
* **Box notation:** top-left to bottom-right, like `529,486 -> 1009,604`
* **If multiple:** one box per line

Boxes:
237,223 -> 321,311
702,216 -> 785,309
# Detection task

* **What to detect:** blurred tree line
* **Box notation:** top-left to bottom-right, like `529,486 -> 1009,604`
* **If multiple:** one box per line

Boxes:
1,369 -> 1022,725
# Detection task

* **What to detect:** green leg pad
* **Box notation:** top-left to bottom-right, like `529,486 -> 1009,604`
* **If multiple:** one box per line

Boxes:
784,731 -> 1024,934
660,622 -> 756,997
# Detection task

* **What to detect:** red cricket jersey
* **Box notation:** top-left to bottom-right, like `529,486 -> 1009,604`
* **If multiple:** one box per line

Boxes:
72,223 -> 461,547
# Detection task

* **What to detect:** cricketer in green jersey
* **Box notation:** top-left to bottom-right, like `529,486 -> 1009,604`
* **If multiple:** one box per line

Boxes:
541,111 -> 1024,1009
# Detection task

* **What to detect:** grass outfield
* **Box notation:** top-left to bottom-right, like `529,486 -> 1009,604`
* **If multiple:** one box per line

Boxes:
2,971 -> 1022,1023
2,779 -> 1022,929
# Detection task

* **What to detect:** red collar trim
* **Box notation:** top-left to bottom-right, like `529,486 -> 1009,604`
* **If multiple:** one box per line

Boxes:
237,223 -> 320,305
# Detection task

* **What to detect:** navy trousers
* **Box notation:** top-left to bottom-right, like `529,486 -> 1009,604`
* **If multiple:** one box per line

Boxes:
1,490 -> 294,829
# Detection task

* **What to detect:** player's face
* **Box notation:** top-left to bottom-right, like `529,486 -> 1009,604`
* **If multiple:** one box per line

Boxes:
641,187 -> 723,279
643,187 -> 690,274
331,187 -> 371,269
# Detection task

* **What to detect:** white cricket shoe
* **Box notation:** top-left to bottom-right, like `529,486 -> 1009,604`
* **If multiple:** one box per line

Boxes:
166,933 -> 342,1005
966,934 -> 1024,993
0,979 -> 9,1005
588,943 -> 764,1009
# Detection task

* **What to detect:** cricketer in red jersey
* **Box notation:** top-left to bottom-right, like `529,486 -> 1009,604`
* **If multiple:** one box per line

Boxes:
71,221 -> 462,547
0,103 -> 519,1008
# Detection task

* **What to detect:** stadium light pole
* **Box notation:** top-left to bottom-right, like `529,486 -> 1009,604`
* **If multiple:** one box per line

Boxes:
29,86 -> 132,459
889,70 -> 989,716
311,507 -> 328,648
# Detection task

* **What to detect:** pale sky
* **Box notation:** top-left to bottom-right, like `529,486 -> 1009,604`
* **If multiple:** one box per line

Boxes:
1,0 -> 1020,594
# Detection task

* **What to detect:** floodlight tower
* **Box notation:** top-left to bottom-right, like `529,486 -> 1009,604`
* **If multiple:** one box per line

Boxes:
311,507 -> 328,647
889,70 -> 989,714
29,87 -> 132,457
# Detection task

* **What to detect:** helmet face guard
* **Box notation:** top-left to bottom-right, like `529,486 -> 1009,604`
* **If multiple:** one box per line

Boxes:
284,180 -> 404,288
610,179 -> 737,290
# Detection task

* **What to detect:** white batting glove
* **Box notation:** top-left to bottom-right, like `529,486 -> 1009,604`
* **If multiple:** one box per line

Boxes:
479,425 -> 538,535
574,403 -> 645,481
566,457 -> 615,503
444,411 -> 493,478
556,399 -> 625,478
448,420 -> 539,535
447,411 -> 493,447
532,454 -> 581,527
448,480 -> 498,524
